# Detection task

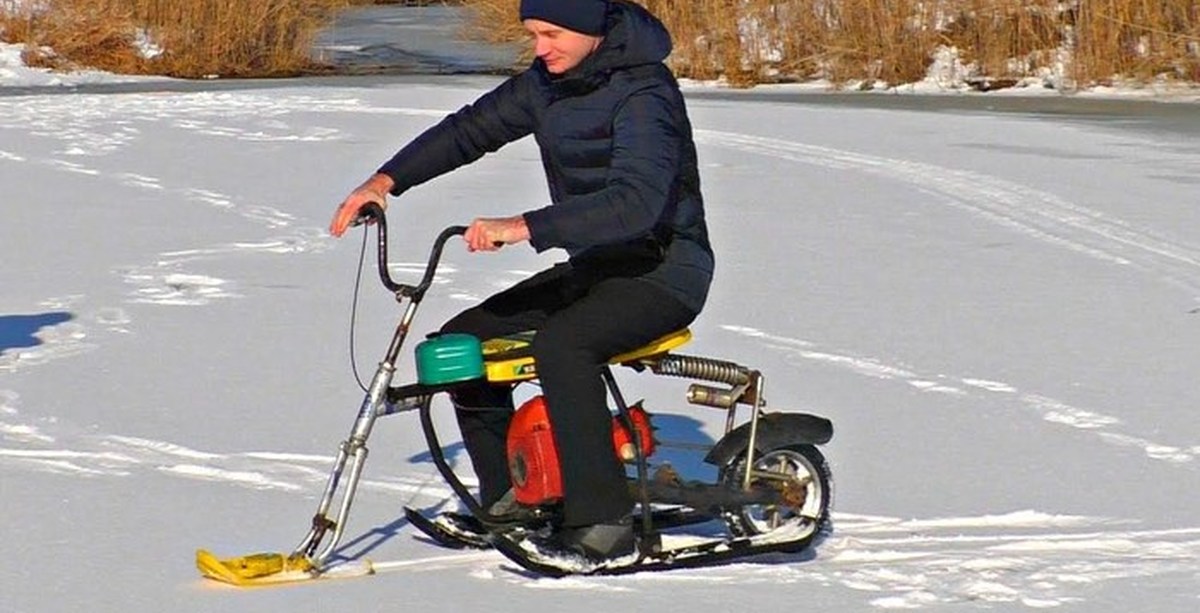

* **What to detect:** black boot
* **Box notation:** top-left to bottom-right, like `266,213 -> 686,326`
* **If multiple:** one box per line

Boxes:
435,491 -> 542,531
548,519 -> 636,562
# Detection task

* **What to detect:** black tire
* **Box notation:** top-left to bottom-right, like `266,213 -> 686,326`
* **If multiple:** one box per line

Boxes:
719,444 -> 832,541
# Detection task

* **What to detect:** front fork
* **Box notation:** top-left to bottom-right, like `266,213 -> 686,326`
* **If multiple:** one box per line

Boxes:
289,298 -> 422,569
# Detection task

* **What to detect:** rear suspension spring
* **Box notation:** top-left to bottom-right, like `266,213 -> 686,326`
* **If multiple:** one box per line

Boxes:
650,354 -> 752,386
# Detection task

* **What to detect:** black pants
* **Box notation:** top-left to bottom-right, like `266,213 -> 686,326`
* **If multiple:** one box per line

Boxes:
442,262 -> 697,527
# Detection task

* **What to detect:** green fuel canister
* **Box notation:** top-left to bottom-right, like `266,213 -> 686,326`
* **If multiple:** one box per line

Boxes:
415,333 -> 485,385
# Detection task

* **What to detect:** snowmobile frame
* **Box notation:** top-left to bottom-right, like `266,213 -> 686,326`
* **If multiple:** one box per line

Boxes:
196,203 -> 833,583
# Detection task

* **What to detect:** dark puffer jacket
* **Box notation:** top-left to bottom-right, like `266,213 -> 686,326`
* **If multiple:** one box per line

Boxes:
378,0 -> 713,312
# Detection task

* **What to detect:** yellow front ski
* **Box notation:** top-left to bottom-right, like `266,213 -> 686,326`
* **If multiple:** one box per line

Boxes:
196,550 -> 373,587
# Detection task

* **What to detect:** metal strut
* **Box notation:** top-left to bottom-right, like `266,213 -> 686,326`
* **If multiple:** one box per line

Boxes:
289,355 -> 398,568
645,352 -> 770,492
602,366 -> 661,556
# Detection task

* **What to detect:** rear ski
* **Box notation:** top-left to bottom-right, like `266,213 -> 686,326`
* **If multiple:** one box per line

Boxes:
489,521 -> 824,577
404,505 -> 717,551
404,507 -> 494,550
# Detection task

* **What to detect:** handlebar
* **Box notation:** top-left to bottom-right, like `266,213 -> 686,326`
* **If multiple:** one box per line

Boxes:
355,202 -> 466,302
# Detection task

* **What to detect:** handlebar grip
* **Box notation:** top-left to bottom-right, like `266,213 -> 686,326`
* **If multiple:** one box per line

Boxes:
350,201 -> 384,227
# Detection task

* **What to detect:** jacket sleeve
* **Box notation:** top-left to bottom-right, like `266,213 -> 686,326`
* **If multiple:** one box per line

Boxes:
523,82 -> 682,252
377,72 -> 538,196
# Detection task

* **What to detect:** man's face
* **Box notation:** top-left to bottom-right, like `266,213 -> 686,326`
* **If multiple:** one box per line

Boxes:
523,19 -> 602,74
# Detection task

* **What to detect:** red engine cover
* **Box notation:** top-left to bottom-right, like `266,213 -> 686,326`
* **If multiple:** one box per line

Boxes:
506,396 -> 657,506
507,396 -> 562,505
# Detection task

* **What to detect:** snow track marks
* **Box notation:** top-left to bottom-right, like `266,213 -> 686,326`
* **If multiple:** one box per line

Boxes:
698,129 -> 1200,296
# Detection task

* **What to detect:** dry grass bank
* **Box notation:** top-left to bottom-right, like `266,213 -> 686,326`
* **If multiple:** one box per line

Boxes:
466,0 -> 1200,89
2,0 -> 1195,85
0,0 -> 351,78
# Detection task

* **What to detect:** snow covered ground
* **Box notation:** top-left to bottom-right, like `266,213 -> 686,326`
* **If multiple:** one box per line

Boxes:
4,19 -> 1200,613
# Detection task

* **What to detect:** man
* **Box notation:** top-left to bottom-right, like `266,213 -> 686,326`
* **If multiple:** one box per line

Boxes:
329,0 -> 713,561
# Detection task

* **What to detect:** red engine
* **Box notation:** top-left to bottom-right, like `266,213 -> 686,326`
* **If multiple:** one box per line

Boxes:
506,395 -> 655,506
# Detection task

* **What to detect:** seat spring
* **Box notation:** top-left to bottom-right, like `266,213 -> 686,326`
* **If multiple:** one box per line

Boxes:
651,354 -> 751,386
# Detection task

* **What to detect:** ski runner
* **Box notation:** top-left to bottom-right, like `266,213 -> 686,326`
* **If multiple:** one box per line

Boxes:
329,0 -> 713,562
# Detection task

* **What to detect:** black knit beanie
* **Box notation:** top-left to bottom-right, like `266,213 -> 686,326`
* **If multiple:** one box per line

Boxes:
519,0 -> 610,36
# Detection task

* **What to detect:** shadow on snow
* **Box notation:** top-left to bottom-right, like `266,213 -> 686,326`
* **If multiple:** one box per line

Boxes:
0,311 -> 74,353
332,412 -> 721,562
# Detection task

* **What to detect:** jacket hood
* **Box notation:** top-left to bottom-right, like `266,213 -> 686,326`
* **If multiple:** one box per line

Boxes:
589,1 -> 673,72
537,1 -> 673,87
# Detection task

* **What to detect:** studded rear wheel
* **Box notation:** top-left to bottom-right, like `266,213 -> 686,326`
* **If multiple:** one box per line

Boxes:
719,444 -> 832,539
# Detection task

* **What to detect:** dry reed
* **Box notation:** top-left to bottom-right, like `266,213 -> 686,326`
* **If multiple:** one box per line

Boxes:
2,0 -> 1196,85
1,0 -> 350,77
466,0 -> 1200,89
